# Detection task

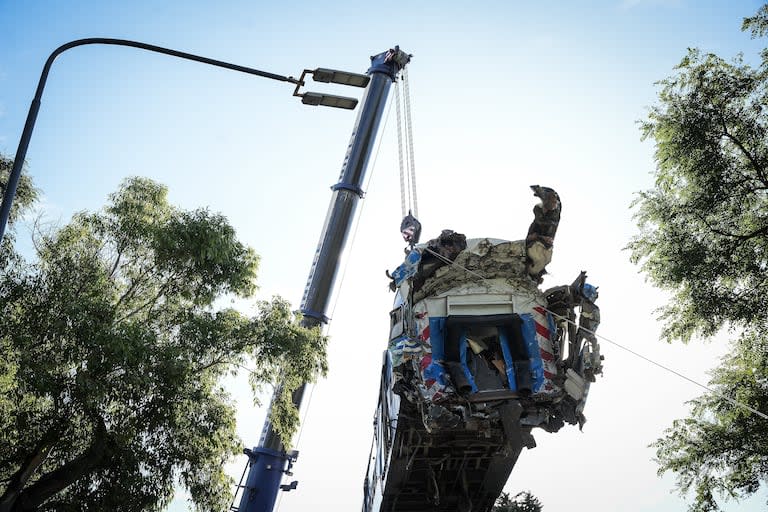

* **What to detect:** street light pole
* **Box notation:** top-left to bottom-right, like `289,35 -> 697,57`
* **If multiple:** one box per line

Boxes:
0,38 -> 304,243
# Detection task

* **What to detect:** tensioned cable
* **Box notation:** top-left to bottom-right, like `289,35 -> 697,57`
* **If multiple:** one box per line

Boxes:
395,70 -> 419,219
395,81 -> 409,218
402,68 -> 418,218
276,97 -> 398,512
420,247 -> 768,421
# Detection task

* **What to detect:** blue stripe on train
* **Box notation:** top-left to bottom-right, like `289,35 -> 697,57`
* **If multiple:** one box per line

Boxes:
497,327 -> 518,391
519,313 -> 545,393
423,317 -> 449,386
458,329 -> 478,393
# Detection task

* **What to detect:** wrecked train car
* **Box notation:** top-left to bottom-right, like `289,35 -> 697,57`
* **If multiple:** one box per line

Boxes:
362,186 -> 603,512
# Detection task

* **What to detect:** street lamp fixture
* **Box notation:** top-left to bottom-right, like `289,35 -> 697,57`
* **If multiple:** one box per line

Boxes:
300,92 -> 358,110
291,67 -> 370,110
311,68 -> 370,87
0,38 -> 373,243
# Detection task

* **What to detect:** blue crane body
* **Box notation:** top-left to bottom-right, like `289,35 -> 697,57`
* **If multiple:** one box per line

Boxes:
232,47 -> 411,512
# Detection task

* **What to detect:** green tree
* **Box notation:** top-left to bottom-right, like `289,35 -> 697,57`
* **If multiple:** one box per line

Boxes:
0,171 -> 327,512
0,157 -> 37,227
0,156 -> 38,265
493,491 -> 544,512
629,5 -> 768,511
493,491 -> 543,512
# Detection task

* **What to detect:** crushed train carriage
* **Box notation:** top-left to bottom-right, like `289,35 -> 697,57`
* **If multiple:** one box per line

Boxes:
362,186 -> 604,512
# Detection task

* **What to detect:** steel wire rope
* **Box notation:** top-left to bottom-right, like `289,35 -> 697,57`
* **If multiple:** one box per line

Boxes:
274,95 -> 396,511
402,68 -> 419,218
395,70 -> 419,219
395,80 -> 409,218
419,247 -> 768,422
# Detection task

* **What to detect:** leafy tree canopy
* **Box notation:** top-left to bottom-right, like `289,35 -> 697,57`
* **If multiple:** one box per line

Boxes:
0,171 -> 327,511
0,156 -> 38,264
493,490 -> 543,512
650,332 -> 768,512
0,156 -> 38,226
629,5 -> 768,511
629,46 -> 768,342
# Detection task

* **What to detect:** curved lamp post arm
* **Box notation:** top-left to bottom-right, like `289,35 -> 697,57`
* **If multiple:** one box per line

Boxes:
0,38 -> 302,242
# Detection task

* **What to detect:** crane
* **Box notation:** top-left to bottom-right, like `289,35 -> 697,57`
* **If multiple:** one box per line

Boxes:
231,46 -> 412,512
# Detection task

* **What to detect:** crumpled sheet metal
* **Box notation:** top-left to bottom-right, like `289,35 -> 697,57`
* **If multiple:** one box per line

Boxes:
387,237 -> 561,407
384,186 -> 602,432
526,185 -> 561,280
414,238 -> 540,304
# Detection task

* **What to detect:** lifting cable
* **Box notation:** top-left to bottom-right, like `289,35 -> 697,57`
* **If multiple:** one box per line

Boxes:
421,247 -> 768,422
395,76 -> 409,218
395,69 -> 422,246
403,68 -> 419,219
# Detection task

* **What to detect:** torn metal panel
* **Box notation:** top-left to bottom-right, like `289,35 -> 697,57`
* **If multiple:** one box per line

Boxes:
526,185 -> 561,281
414,238 -> 536,303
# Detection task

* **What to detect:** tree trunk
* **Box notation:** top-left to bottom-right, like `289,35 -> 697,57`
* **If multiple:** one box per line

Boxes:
0,430 -> 58,512
3,418 -> 109,512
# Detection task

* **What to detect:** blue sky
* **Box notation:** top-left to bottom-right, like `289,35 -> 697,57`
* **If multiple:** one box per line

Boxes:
2,1 -> 767,511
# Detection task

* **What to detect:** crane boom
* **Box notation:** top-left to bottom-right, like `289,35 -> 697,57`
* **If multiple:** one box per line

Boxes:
233,47 -> 411,512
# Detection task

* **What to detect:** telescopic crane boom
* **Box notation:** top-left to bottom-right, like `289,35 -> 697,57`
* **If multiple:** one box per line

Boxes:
233,47 -> 411,512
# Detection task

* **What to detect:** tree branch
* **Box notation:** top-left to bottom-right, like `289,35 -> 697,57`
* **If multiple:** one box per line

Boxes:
694,211 -> 768,241
114,271 -> 177,323
717,223 -> 768,241
108,246 -> 123,278
193,357 -> 234,375
112,263 -> 158,312
720,116 -> 768,186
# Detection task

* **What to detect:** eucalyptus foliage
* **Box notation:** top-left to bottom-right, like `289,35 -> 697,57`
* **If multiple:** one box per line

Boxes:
0,173 -> 327,511
629,5 -> 768,511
